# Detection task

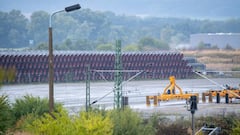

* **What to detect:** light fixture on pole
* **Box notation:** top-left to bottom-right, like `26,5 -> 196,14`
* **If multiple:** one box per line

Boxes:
48,4 -> 81,112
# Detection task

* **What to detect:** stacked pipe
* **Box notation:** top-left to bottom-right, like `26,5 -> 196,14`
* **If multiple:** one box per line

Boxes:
0,51 -> 193,83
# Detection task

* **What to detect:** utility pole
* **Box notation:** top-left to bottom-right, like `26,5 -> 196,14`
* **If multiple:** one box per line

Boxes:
114,40 -> 123,109
86,65 -> 91,112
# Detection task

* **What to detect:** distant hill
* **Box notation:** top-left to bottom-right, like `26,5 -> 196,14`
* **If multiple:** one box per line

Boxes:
1,0 -> 240,19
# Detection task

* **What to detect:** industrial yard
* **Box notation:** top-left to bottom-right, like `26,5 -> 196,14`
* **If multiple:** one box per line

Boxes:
1,50 -> 240,134
1,1 -> 240,134
1,78 -> 239,114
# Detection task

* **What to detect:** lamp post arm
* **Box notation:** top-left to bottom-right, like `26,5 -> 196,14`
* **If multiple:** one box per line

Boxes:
49,10 -> 64,27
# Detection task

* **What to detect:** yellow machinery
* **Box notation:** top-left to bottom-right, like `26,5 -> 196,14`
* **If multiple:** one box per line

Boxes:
202,89 -> 240,103
194,71 -> 240,103
146,76 -> 199,106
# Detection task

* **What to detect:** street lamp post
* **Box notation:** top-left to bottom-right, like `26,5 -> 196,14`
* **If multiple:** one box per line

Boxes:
48,4 -> 81,112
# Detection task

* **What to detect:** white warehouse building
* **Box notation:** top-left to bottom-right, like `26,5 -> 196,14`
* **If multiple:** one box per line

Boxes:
190,33 -> 240,49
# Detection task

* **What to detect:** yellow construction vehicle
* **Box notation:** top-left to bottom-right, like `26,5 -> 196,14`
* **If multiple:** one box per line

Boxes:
194,71 -> 240,103
202,89 -> 240,103
146,76 -> 199,106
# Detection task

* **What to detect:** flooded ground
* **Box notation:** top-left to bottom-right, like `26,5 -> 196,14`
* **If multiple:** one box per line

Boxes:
1,78 -> 240,115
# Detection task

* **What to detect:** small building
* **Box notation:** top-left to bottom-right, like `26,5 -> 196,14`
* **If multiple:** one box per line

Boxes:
190,33 -> 240,49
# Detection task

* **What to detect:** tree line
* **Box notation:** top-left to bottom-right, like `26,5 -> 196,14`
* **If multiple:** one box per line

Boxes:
0,9 -> 240,51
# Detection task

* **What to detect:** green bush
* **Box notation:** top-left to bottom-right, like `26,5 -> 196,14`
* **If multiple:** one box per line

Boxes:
231,120 -> 240,135
12,95 -> 49,122
196,113 -> 240,135
0,95 -> 14,134
153,115 -> 190,135
24,107 -> 156,135
75,110 -> 113,135
27,107 -> 75,135
12,94 -> 62,125
26,107 -> 113,135
15,113 -> 38,132
110,108 -> 155,135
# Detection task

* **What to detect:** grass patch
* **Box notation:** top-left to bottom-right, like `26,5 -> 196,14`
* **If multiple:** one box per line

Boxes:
182,50 -> 240,71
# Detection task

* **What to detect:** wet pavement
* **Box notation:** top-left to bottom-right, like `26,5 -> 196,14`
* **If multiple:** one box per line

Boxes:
1,78 -> 239,114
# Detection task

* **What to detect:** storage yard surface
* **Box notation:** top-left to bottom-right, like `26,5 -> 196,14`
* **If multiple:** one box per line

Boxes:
1,78 -> 239,115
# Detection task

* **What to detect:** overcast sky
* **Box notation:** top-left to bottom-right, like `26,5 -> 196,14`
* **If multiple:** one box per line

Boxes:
1,0 -> 240,19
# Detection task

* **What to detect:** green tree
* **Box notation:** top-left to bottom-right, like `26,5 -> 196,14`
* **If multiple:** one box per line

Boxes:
53,14 -> 80,45
74,39 -> 94,50
123,44 -> 140,51
225,44 -> 234,50
70,9 -> 110,41
0,10 -> 28,48
224,19 -> 240,33
200,20 -> 218,33
211,45 -> 219,50
74,21 -> 94,40
171,33 -> 188,44
160,26 -> 175,43
55,39 -> 73,50
35,43 -> 48,50
96,43 -> 114,51
139,37 -> 169,51
1,9 -> 240,50
29,11 -> 49,46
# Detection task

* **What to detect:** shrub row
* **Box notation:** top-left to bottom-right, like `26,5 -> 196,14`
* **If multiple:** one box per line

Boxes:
1,94 -> 240,135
